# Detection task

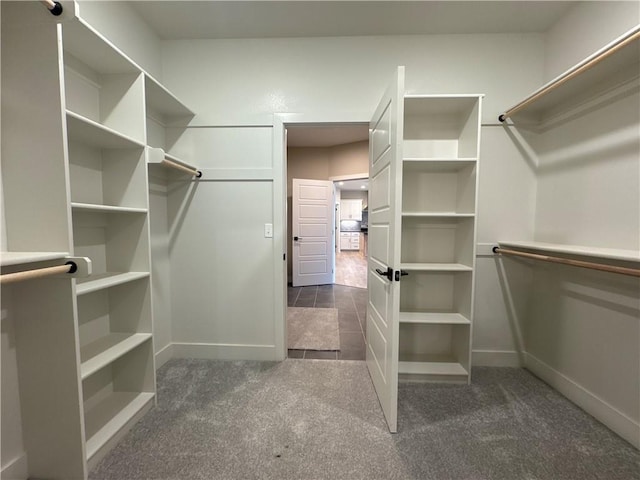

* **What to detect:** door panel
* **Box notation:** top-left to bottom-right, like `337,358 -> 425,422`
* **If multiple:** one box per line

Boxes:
292,178 -> 335,287
366,67 -> 404,433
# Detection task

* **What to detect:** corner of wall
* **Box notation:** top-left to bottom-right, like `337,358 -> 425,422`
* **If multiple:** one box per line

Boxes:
75,0 -> 163,79
544,1 -> 640,80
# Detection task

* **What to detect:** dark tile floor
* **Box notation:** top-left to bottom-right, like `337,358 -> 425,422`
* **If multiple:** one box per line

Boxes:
287,284 -> 367,360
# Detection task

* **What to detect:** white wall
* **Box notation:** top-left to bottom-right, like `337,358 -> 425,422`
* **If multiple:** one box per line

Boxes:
160,33 -> 542,364
512,1 -> 640,447
162,34 -> 544,125
166,127 -> 282,360
544,1 -> 640,80
533,92 -> 639,248
76,0 -> 163,80
148,170 -> 173,368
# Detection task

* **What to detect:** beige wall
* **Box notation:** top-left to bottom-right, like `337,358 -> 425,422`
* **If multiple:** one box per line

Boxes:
287,140 -> 369,281
329,140 -> 368,178
340,190 -> 368,207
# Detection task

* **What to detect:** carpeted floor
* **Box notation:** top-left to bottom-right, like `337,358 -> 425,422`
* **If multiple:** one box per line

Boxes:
287,306 -> 340,350
90,359 -> 640,480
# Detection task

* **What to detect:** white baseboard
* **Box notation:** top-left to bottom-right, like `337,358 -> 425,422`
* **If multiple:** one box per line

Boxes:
472,349 -> 522,367
1,452 -> 28,480
171,342 -> 278,361
523,352 -> 640,449
154,343 -> 174,369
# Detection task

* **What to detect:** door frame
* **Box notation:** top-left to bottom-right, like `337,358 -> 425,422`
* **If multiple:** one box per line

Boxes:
273,113 -> 370,360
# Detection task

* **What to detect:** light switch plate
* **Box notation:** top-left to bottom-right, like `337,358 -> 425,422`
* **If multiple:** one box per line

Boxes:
264,223 -> 273,238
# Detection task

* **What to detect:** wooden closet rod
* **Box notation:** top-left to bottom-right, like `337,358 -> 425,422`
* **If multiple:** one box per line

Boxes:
162,159 -> 202,178
498,27 -> 640,122
1,262 -> 76,285
41,0 -> 63,16
493,247 -> 640,277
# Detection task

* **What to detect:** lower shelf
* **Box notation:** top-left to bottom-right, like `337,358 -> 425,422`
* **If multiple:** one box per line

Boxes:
76,272 -> 150,295
399,355 -> 469,378
85,391 -> 155,460
80,333 -> 152,380
399,312 -> 470,325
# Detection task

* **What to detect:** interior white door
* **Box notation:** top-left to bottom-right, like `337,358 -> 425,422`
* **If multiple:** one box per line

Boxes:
292,178 -> 335,287
366,66 -> 404,433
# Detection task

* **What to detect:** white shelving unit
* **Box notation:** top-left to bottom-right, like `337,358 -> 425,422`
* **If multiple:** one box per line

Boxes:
1,4 -> 194,477
398,95 -> 482,383
62,15 -> 156,471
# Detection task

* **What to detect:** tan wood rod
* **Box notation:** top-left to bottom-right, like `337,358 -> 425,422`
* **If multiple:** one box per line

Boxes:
1,263 -> 74,285
493,247 -> 640,277
499,28 -> 640,121
162,159 -> 202,177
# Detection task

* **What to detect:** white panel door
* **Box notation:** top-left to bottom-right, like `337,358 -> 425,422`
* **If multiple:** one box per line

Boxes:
366,67 -> 404,433
292,178 -> 335,287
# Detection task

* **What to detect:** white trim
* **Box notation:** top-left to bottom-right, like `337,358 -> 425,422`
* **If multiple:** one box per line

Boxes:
171,342 -> 279,361
472,349 -> 522,367
523,352 -> 640,449
1,452 -> 28,480
272,114 -> 287,361
329,173 -> 369,182
274,112 -> 371,360
154,343 -> 174,369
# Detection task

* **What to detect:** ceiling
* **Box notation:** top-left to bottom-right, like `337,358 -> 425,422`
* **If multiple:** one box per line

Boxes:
129,1 -> 575,40
287,125 -> 368,147
336,178 -> 369,192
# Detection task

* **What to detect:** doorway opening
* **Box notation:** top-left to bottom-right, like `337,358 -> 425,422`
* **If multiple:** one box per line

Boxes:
334,177 -> 368,289
285,123 -> 369,360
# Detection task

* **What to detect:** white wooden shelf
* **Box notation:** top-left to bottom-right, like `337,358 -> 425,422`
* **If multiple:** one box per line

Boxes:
76,272 -> 150,296
63,17 -> 140,75
399,312 -> 471,325
84,391 -> 155,460
71,203 -> 148,214
403,158 -> 477,165
145,75 -> 194,119
498,241 -> 640,264
399,357 -> 469,377
400,263 -> 473,272
80,333 -> 152,380
66,111 -> 145,149
402,212 -> 475,218
1,251 -> 69,267
500,25 -> 640,123
404,94 -> 482,115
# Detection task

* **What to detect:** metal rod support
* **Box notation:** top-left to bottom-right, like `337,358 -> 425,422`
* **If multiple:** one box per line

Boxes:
499,28 -> 640,122
493,247 -> 640,277
1,262 -> 76,285
162,159 -> 202,177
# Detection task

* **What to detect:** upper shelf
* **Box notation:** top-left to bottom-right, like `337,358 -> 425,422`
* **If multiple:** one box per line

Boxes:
499,25 -> 640,124
1,251 -> 69,267
62,18 -> 139,75
66,111 -> 145,149
145,75 -> 194,120
497,241 -> 640,264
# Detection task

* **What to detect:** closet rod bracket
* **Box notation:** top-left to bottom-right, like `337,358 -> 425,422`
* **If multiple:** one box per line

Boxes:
41,0 -> 63,16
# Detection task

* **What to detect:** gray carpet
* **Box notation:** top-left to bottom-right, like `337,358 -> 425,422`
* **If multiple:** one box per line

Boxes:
287,307 -> 340,350
90,360 -> 640,480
